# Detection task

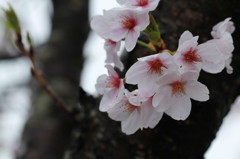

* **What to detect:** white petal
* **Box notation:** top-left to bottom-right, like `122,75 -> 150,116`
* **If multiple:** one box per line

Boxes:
125,61 -> 148,84
165,96 -> 191,120
109,27 -> 128,42
104,40 -> 124,70
177,36 -> 198,53
152,86 -> 172,112
146,111 -> 163,128
197,42 -> 220,63
185,81 -> 209,102
225,57 -> 233,74
105,65 -> 118,77
140,99 -> 163,128
136,11 -> 150,30
181,71 -> 199,81
121,109 -> 141,135
158,72 -> 180,86
127,90 -> 148,106
113,54 -> 124,71
201,60 -> 225,74
108,97 -> 131,121
178,30 -> 194,46
138,74 -> 158,97
146,0 -> 161,11
99,91 -> 117,112
90,15 -> 109,39
95,74 -> 108,94
125,29 -> 140,51
116,0 -> 125,5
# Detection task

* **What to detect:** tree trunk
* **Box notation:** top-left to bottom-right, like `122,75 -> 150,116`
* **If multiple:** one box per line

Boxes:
20,1 -> 89,159
70,0 -> 240,159
21,0 -> 240,159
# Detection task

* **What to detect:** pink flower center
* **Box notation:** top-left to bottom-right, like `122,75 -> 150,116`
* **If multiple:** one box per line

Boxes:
136,0 -> 148,6
169,81 -> 186,97
106,76 -> 121,88
108,40 -> 117,45
147,58 -> 166,74
183,49 -> 202,64
121,16 -> 136,30
123,101 -> 137,113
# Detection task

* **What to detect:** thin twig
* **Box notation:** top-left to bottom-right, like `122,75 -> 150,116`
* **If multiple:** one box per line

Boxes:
15,32 -> 71,114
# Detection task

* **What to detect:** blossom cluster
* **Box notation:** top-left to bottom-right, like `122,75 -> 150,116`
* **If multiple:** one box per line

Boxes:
91,0 -> 235,135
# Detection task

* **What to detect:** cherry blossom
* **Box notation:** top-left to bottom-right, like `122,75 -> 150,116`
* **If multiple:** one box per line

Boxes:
107,89 -> 163,135
95,65 -> 124,112
211,18 -> 235,39
174,31 -> 223,73
117,0 -> 161,12
104,39 -> 124,71
209,18 -> 235,74
152,71 -> 209,120
90,8 -> 149,51
125,52 -> 178,97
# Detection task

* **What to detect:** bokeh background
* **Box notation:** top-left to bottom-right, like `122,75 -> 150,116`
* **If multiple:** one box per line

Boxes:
0,0 -> 240,159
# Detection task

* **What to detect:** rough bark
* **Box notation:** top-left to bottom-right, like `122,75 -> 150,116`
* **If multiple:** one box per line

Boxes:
69,0 -> 240,159
20,1 -> 89,159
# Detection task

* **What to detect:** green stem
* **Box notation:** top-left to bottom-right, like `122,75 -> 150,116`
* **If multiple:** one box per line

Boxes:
137,40 -> 155,51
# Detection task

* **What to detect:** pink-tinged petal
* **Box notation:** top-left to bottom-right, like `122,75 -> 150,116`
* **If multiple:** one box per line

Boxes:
99,90 -> 118,112
185,81 -> 209,102
95,74 -> 108,94
108,97 -> 131,121
139,100 -> 153,128
90,15 -> 109,39
211,34 -> 234,60
118,0 -> 160,12
140,99 -> 163,129
116,0 -> 125,5
138,74 -> 158,97
178,30 -> 194,46
109,27 -> 128,42
177,36 -> 198,53
126,61 -> 148,84
165,96 -> 191,120
125,29 -> 140,51
152,86 -> 172,112
113,54 -> 124,71
135,11 -> 150,29
211,18 -> 235,38
104,40 -> 124,70
201,60 -> 225,74
158,72 -> 180,86
145,111 -> 163,128
225,57 -> 233,74
197,42 -> 221,63
127,89 -> 148,106
146,0 -> 161,11
121,109 -> 141,135
181,71 -> 199,81
105,65 -> 118,78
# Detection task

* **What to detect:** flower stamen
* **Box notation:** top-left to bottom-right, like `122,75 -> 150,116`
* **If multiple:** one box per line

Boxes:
147,59 -> 166,74
136,0 -> 148,7
169,81 -> 186,97
121,16 -> 136,30
106,76 -> 121,88
183,48 -> 202,64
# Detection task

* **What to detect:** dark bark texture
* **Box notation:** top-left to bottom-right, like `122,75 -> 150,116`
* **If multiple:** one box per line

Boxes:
20,1 -> 89,159
20,0 -> 240,159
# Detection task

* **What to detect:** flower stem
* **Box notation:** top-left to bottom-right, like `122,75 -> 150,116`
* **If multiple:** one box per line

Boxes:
137,40 -> 156,51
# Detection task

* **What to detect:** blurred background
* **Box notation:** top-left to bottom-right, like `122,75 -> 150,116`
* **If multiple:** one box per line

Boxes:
0,0 -> 240,159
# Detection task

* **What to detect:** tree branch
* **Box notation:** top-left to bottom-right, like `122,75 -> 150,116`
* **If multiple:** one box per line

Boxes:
15,32 -> 71,114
